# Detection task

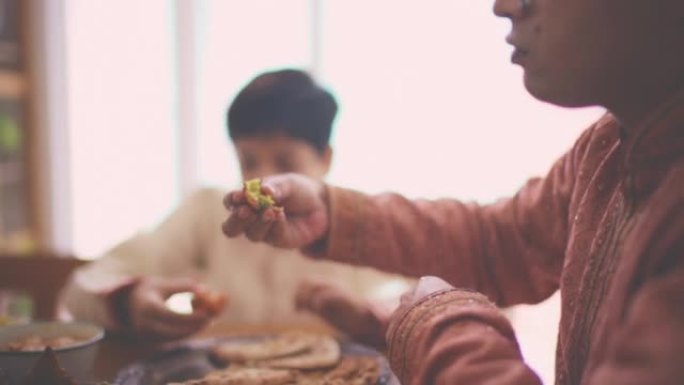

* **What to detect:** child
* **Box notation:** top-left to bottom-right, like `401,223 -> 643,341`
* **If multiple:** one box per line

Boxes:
61,69 -> 410,342
222,0 -> 684,384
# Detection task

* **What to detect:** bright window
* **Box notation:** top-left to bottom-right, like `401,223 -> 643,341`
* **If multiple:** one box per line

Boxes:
64,0 -> 177,258
196,0 -> 313,188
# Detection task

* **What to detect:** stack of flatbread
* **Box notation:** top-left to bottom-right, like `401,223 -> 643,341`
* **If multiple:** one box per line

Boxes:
168,333 -> 379,385
211,332 -> 341,370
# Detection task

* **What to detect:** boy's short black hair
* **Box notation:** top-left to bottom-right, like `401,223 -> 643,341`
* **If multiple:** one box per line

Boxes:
227,69 -> 337,153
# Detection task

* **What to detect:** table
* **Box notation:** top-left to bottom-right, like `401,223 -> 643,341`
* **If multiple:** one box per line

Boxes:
91,321 -> 337,382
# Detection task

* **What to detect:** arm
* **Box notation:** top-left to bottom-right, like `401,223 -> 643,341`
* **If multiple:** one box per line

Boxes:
222,122 -> 602,306
60,189 -> 217,329
313,125 -> 597,306
386,179 -> 684,385
387,288 -> 542,385
387,256 -> 684,385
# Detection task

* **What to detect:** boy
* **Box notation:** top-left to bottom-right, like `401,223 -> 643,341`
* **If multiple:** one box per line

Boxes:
223,0 -> 684,384
61,69 -> 409,341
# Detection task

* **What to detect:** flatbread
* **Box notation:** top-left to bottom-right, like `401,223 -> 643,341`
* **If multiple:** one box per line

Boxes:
321,357 -> 380,385
211,333 -> 315,363
259,335 -> 341,370
169,367 -> 295,385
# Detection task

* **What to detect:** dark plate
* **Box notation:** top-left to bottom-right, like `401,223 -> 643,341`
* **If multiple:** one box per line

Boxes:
113,336 -> 396,385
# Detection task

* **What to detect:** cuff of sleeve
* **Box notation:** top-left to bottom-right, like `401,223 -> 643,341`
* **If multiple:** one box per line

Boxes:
387,289 -> 516,384
104,278 -> 141,330
304,185 -> 369,265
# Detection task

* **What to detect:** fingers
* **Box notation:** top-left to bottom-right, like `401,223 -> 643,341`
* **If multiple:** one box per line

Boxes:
223,190 -> 246,209
221,174 -> 328,249
294,277 -> 337,311
156,277 -> 200,297
143,318 -> 199,339
139,311 -> 210,339
223,205 -> 285,242
149,299 -> 211,326
259,178 -> 288,204
222,190 -> 255,238
298,282 -> 385,346
129,278 -> 216,339
222,205 -> 259,237
244,209 -> 277,242
134,294 -> 211,339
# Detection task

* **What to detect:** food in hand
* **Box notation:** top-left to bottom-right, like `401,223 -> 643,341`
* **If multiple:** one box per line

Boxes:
243,179 -> 279,212
191,288 -> 228,317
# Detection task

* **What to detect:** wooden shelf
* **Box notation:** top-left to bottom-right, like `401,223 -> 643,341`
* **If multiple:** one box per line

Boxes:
0,70 -> 26,99
0,159 -> 23,184
0,0 -> 44,253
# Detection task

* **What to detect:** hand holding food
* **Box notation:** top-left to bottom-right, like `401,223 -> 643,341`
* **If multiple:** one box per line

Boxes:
222,173 -> 330,249
191,287 -> 229,317
128,277 -> 213,339
243,178 -> 280,212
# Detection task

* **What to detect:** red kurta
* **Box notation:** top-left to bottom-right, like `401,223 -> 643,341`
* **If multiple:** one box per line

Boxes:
311,91 -> 684,384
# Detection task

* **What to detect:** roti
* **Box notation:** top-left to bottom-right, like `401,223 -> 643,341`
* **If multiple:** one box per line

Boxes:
178,333 -> 377,385
211,333 -> 316,363
169,367 -> 295,385
259,335 -> 341,370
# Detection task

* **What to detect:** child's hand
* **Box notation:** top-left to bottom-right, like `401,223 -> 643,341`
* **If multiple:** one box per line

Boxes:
222,173 -> 330,249
191,286 -> 229,317
128,277 -> 213,340
295,278 -> 388,347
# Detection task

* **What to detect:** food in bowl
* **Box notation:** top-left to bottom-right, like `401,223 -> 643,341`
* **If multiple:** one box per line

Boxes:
0,321 -> 104,384
5,335 -> 87,352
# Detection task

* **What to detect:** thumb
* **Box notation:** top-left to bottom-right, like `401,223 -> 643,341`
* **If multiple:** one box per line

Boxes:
260,174 -> 295,205
156,278 -> 200,298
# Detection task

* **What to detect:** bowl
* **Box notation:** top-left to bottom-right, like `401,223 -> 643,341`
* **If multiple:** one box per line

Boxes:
0,321 -> 104,384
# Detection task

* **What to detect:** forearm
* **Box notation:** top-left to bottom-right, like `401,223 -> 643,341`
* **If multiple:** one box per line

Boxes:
60,264 -> 138,330
387,289 -> 542,385
310,184 -> 564,306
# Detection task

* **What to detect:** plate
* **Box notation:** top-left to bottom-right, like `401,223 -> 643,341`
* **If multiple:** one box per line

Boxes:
113,336 -> 396,385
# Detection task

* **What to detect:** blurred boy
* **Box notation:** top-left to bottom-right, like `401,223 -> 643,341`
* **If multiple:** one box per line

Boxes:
61,69 -> 409,341
223,0 -> 684,384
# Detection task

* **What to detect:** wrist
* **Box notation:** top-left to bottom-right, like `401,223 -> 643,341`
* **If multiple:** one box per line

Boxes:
303,182 -> 331,254
106,278 -> 141,330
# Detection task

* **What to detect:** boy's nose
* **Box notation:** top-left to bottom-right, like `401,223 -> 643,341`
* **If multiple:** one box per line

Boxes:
493,0 -> 524,19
